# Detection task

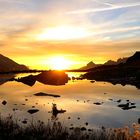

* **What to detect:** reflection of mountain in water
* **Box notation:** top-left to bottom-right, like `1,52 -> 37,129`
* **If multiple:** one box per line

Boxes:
16,71 -> 69,86
82,52 -> 140,89
16,75 -> 36,86
0,74 -> 15,85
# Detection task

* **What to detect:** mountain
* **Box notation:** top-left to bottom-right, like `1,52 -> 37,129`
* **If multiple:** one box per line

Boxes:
82,52 -> 140,88
79,57 -> 128,70
79,61 -> 98,70
126,51 -> 140,66
104,60 -> 116,65
104,57 -> 128,65
0,54 -> 28,72
117,57 -> 128,64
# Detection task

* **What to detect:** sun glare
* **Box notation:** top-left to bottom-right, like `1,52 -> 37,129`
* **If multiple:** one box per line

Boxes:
47,56 -> 72,70
37,26 -> 89,41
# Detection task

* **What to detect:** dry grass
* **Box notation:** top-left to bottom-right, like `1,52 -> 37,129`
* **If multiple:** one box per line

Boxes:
0,114 -> 140,140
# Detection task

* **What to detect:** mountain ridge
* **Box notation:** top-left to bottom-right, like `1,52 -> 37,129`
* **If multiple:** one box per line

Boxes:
79,57 -> 128,70
0,54 -> 28,72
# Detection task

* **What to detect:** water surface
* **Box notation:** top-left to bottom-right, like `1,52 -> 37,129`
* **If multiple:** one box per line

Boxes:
0,72 -> 139,129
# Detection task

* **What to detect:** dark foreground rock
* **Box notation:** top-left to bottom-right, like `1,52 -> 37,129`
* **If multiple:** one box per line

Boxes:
2,100 -> 7,105
34,92 -> 60,97
27,109 -> 39,114
16,70 -> 69,86
36,71 -> 69,85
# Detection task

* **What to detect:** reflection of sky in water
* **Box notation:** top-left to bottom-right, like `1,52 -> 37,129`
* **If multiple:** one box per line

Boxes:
0,73 -> 140,128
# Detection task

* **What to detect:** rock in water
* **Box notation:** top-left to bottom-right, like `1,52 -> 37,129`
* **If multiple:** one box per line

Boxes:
81,127 -> 87,131
34,92 -> 60,97
27,109 -> 39,114
2,100 -> 7,105
94,102 -> 103,105
36,70 -> 69,86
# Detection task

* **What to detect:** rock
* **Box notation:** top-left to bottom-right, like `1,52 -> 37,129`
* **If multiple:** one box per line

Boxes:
22,120 -> 27,124
131,102 -> 136,105
94,102 -> 103,105
122,106 -> 136,110
2,100 -> 7,105
72,77 -> 76,80
118,103 -> 136,110
138,118 -> 140,124
116,99 -> 121,103
36,71 -> 69,86
27,109 -> 39,114
17,75 -> 36,86
118,103 -> 129,108
85,122 -> 88,126
51,104 -> 66,118
101,126 -> 106,130
34,92 -> 60,98
81,127 -> 87,131
69,127 -> 74,130
90,80 -> 95,83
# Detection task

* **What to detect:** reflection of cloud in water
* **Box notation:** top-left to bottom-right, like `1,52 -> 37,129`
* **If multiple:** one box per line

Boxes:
0,74 -> 139,128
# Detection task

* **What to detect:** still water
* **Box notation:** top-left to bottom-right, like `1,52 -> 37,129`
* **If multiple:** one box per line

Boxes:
0,72 -> 140,129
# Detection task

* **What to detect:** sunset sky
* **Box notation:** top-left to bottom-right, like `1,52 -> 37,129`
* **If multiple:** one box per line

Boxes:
0,0 -> 140,69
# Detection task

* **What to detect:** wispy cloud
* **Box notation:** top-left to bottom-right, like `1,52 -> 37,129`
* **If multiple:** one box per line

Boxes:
66,2 -> 140,14
90,26 -> 140,36
0,0 -> 139,67
0,0 -> 30,4
91,0 -> 115,7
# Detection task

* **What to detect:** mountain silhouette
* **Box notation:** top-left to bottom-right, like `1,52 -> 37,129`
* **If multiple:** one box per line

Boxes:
79,57 -> 128,70
82,52 -> 140,89
126,51 -> 140,66
104,60 -> 116,65
0,54 -> 28,72
104,57 -> 128,65
79,61 -> 99,70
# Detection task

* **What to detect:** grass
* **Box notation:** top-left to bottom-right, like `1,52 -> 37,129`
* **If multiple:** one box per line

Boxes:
0,114 -> 140,140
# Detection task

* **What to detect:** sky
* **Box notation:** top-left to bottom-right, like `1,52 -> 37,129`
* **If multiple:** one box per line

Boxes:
0,0 -> 140,69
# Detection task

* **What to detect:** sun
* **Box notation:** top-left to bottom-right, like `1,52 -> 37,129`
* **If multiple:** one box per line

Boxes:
47,56 -> 72,70
37,25 -> 89,41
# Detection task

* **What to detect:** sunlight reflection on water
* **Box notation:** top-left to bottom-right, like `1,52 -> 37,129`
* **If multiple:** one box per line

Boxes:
0,72 -> 139,129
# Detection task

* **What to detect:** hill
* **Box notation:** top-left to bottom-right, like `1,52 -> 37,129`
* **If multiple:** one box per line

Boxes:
104,57 -> 127,65
125,51 -> 140,66
79,57 -> 128,71
79,61 -> 98,70
0,54 -> 28,72
82,52 -> 140,88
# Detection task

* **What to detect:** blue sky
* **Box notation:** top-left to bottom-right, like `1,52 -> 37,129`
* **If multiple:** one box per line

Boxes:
0,0 -> 140,68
